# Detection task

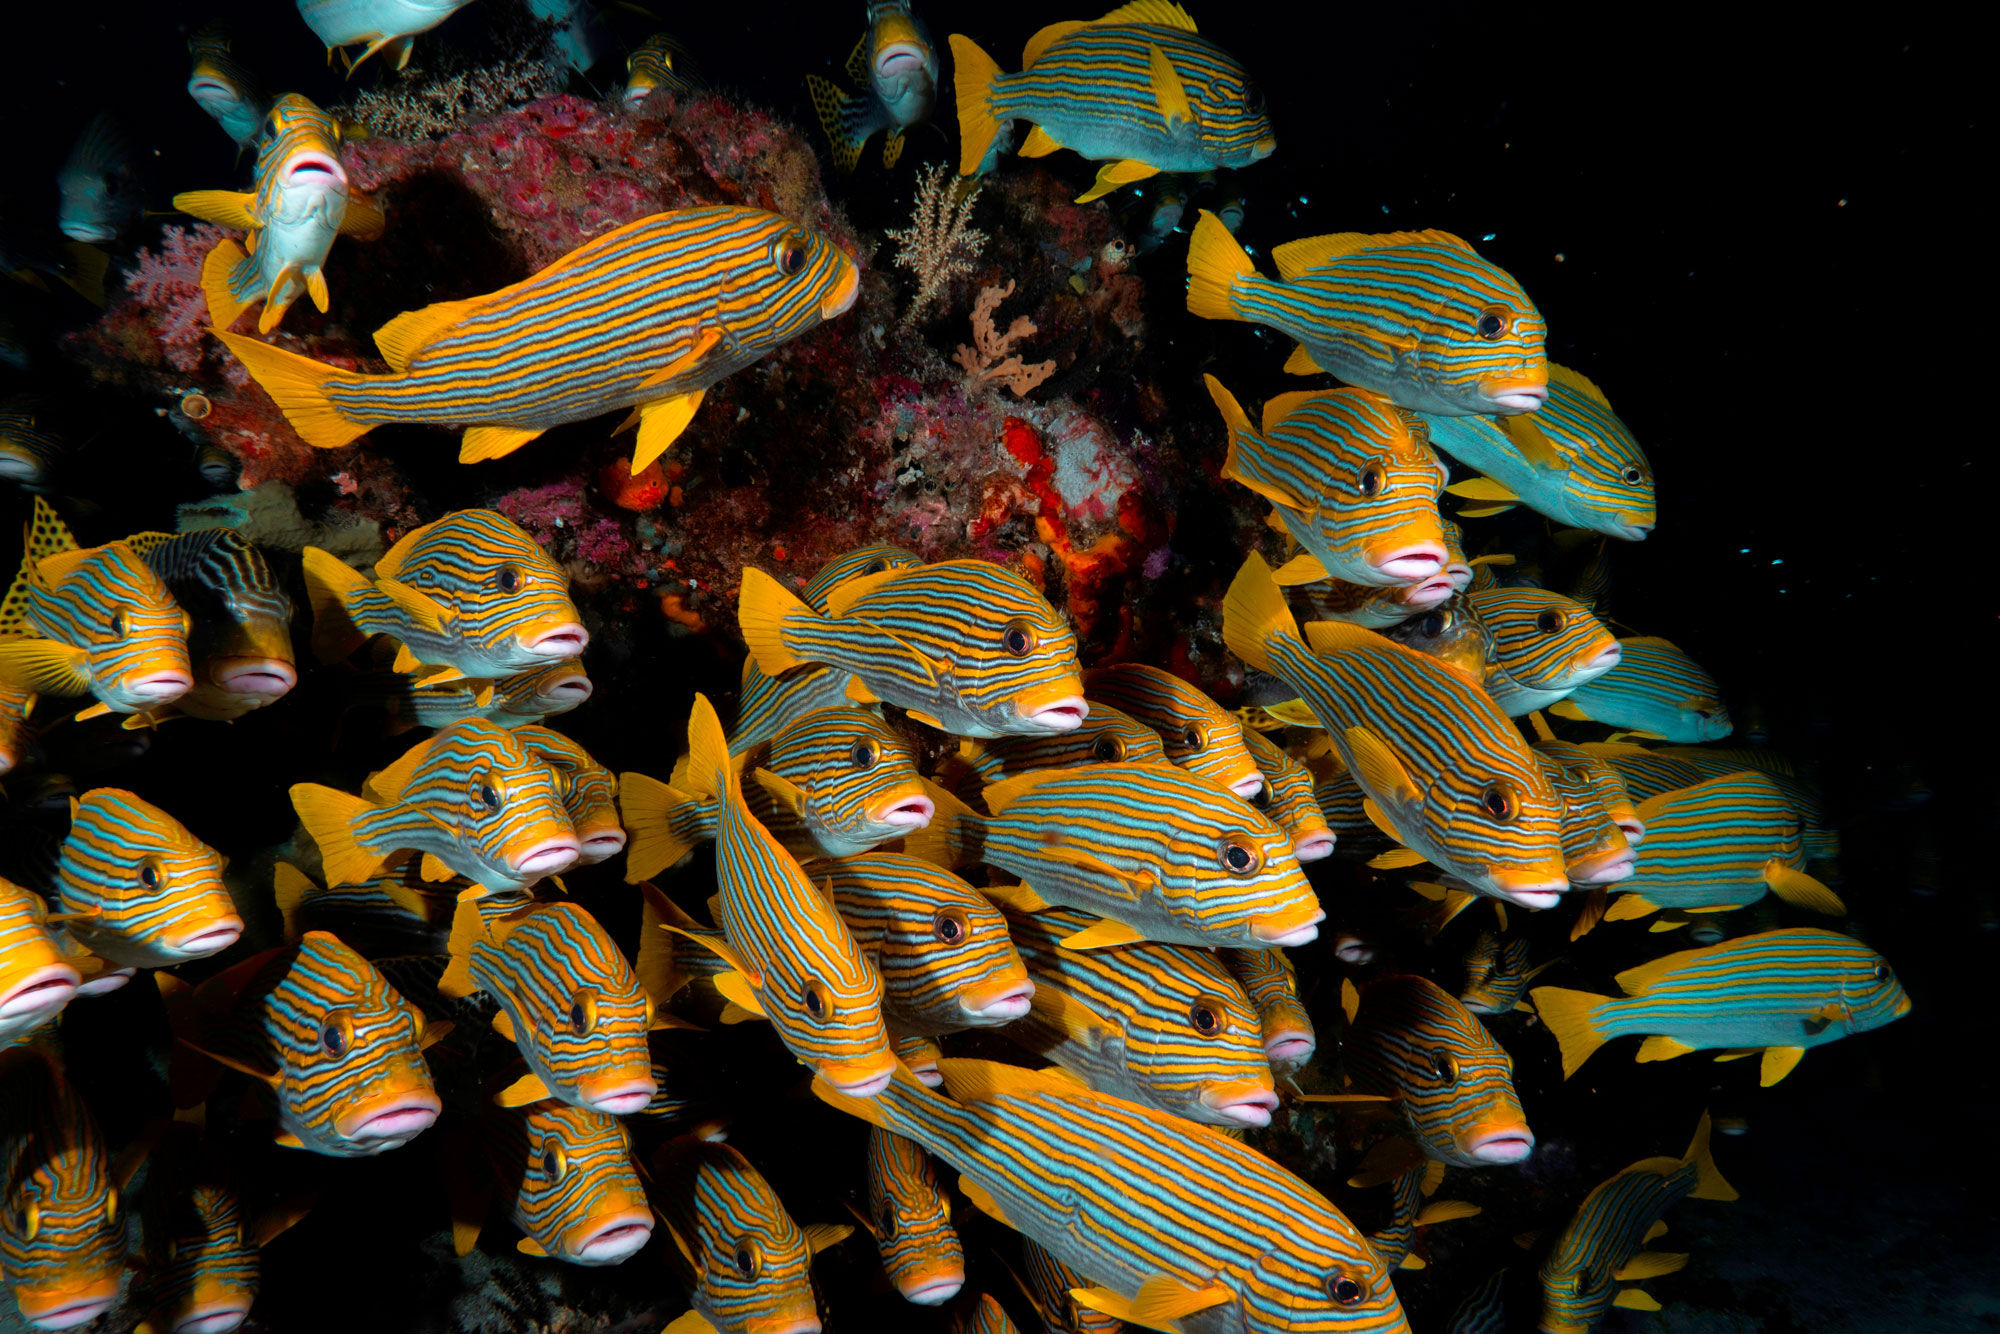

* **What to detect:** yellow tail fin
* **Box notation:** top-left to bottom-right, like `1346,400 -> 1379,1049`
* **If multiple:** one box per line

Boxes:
736,567 -> 813,677
271,862 -> 317,942
438,893 -> 485,1000
1185,209 -> 1253,322
199,237 -> 253,332
1222,553 -> 1299,676
212,329 -> 372,450
299,547 -> 368,664
948,35 -> 1005,177
619,770 -> 709,883
635,882 -> 688,1006
1682,1110 -> 1738,1201
1529,986 -> 1608,1079
289,783 -> 389,888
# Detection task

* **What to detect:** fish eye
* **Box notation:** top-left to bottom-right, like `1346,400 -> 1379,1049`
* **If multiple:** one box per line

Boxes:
1480,783 -> 1519,822
802,979 -> 829,1019
1873,963 -> 1891,984
1476,307 -> 1511,340
1357,465 -> 1385,498
1328,1274 -> 1364,1305
1001,619 -> 1036,656
495,565 -> 521,593
1181,726 -> 1205,753
1621,466 -> 1645,484
932,907 -> 968,945
138,858 -> 164,891
568,988 -> 597,1036
320,1009 -> 354,1058
1429,1048 -> 1459,1083
1420,610 -> 1448,636
733,1240 -> 760,1279
773,230 -> 809,276
1219,839 -> 1260,874
12,1200 -> 38,1241
470,774 -> 501,812
863,558 -> 889,574
847,738 -> 879,770
1188,1000 -> 1223,1035
1535,609 -> 1565,634
108,611 -> 126,639
541,1139 -> 567,1180
876,1199 -> 896,1240
1091,732 -> 1127,763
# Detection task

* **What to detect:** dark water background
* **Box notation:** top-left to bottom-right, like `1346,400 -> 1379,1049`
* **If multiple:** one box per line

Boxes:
0,3 -> 1990,1330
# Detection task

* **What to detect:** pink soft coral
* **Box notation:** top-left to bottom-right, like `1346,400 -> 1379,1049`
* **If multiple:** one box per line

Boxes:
123,224 -> 228,374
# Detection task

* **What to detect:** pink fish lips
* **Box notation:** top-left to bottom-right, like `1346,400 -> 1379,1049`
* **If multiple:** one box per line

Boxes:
1264,1027 -> 1316,1068
213,656 -> 297,698
566,1211 -> 654,1265
174,1299 -> 256,1334
959,977 -> 1035,1023
0,964 -> 80,1023
1479,376 -> 1549,414
1467,1126 -> 1536,1164
169,917 -> 246,959
580,1076 -> 659,1117
1200,1078 -> 1282,1128
872,794 -> 936,829
1026,696 -> 1089,732
521,622 -> 589,659
128,670 -> 195,701
284,150 -> 346,187
17,1287 -> 120,1332
340,1093 -> 442,1149
510,837 -> 582,878
1371,542 -> 1449,585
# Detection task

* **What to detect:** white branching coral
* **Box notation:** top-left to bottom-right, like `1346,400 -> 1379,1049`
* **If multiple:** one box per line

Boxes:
885,163 -> 985,324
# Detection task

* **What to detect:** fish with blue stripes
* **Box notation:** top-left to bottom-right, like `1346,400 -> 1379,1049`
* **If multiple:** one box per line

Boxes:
291,718 -> 581,895
1427,363 -> 1656,539
303,509 -> 586,685
1550,637 -> 1730,742
352,657 -> 593,735
1243,727 -> 1335,861
1535,751 -> 1636,886
516,726 -> 625,865
0,1048 -> 124,1332
1535,1114 -> 1736,1333
1445,1268 -> 1509,1334
57,113 -> 139,245
621,705 -> 930,879
1225,553 -> 1569,908
51,787 -> 241,969
909,764 -> 1323,949
1458,929 -> 1550,1016
622,32 -> 707,108
168,930 -> 443,1155
217,206 -> 859,468
1222,944 -> 1315,1072
1207,375 -> 1449,588
1085,662 -> 1261,798
815,1059 -> 1411,1334
1532,928 -> 1909,1086
127,528 -> 296,724
945,700 -> 1169,796
440,895 -> 664,1115
1597,771 -> 1844,920
952,1292 -> 1024,1334
457,1099 -> 653,1265
174,94 -> 385,335
852,1125 -> 964,1305
1534,739 -> 1644,845
809,3 -> 939,172
125,1122 -> 288,1334
998,898 -> 1280,1127
1583,742 -> 1832,860
950,2 -> 1275,203
1364,1164 -> 1481,1272
1004,1238 -> 1123,1334
185,24 -> 269,151
1464,586 -> 1620,716
0,879 -> 79,1048
1378,597 -> 1492,680
296,0 -> 480,73
1188,213 -> 1548,416
740,560 -> 1086,738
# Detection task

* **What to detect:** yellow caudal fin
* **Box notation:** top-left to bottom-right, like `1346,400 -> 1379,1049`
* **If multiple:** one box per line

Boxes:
1185,209 -> 1254,322
438,893 -> 486,999
635,882 -> 690,1006
1222,552 -> 1300,676
198,237 -> 253,331
947,34 -> 1005,178
289,783 -> 389,888
271,862 -> 318,942
1682,1111 -> 1738,1201
299,547 -> 369,663
618,770 -> 707,883
684,692 -> 735,805
1529,985 -> 1609,1079
1207,373 -> 1307,512
736,566 -> 814,676
212,330 -> 372,450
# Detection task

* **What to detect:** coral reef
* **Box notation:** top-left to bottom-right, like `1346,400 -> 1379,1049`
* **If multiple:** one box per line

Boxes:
953,281 -> 1056,398
884,163 -> 986,323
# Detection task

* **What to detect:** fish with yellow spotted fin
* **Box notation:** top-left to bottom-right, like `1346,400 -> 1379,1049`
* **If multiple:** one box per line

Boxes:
808,3 -> 939,172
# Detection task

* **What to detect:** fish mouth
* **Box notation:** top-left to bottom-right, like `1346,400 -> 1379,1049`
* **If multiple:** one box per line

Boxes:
579,1076 -> 659,1117
622,80 -> 657,107
897,1271 -> 965,1306
1568,848 -> 1635,885
1612,520 -> 1653,541
1402,575 -> 1457,610
870,793 -> 936,829
1248,905 -> 1324,946
1370,543 -> 1449,585
1199,1079 -> 1281,1128
741,1311 -> 822,1334
173,1301 -> 255,1334
538,671 -> 593,705
1332,933 -> 1374,965
1479,377 -> 1550,414
875,40 -> 930,76
1292,831 -> 1336,862
1613,812 -> 1645,846
1024,695 -> 1089,732
16,1288 -> 119,1331
958,977 -> 1035,1023
0,964 -> 81,1020
821,1056 -> 898,1097
1265,1031 -> 1316,1067
510,837 -> 581,877
1467,1127 -> 1536,1164
1579,643 -> 1621,674
821,262 -> 861,319
566,1211 -> 654,1265
168,917 -> 246,959
904,1058 -> 943,1087
1228,773 -> 1265,800
1488,865 -> 1570,909
342,1093 -> 442,1145
127,670 -> 195,701
578,827 -> 629,861
285,150 -> 348,189
75,967 -> 136,997
213,656 -> 298,698
519,622 -> 589,659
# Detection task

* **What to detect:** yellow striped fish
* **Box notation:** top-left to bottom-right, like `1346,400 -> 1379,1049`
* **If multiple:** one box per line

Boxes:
621,705 -> 930,879
1550,637 -> 1730,743
0,679 -> 33,776
0,879 -> 79,1048
951,1292 -> 1024,1334
1535,1115 -> 1736,1334
1600,772 -> 1843,920
908,766 -> 1322,949
826,852 -> 1034,1034
1221,945 -> 1315,1072
1242,728 -> 1335,862
815,1060 -> 1411,1334
672,694 -> 896,1096
1005,1238 -> 1124,1334
1224,553 -> 1568,908
127,529 -> 296,725
516,726 -> 625,865
1085,662 -> 1261,797
1585,742 -> 1833,861
949,3 -> 1276,203
471,1100 -> 653,1265
291,718 -> 581,895
950,700 -> 1169,790
895,1034 -> 944,1088
1336,974 -> 1534,1167
440,896 -> 662,1115
999,900 -> 1279,1128
1207,375 -> 1449,588
1289,559 -> 1455,628
126,1123 -> 279,1334
1532,929 -> 1910,1087
854,1125 -> 964,1306
1377,597 -> 1491,680
52,787 -> 241,969
303,509 -> 586,684
1464,586 -> 1620,717
173,94 -> 384,334
1534,740 -> 1643,845
216,206 -> 858,468
623,32 -> 706,107
355,657 -> 592,734
1458,929 -> 1549,1016
169,931 -> 442,1156
1188,213 -> 1548,416
740,560 -> 1086,739
1364,1164 -> 1481,1272
1534,752 -> 1635,885
0,1048 -> 124,1332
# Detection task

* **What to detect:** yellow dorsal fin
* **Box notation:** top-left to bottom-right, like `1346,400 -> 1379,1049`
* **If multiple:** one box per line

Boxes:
823,565 -> 905,617
979,767 -> 1065,815
1270,230 -> 1474,280
271,862 -> 316,942
363,734 -> 434,802
1022,20 -> 1087,67
36,545 -> 103,585
1548,361 -> 1612,406
1259,389 -> 1319,437
1095,0 -> 1197,30
373,297 -> 488,372
372,520 -> 432,582
684,693 -> 732,801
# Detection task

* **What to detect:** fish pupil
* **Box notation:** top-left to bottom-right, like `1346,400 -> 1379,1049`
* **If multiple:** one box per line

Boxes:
863,559 -> 887,574
1182,726 -> 1203,752
1421,612 -> 1446,635
803,983 -> 825,1018
1223,842 -> 1253,872
1329,1276 -> 1363,1305
321,1019 -> 347,1057
1190,1003 -> 1218,1034
1874,964 -> 1890,983
1622,466 -> 1644,483
1481,784 -> 1516,821
109,611 -> 126,638
1536,610 -> 1563,633
933,910 -> 964,944
877,1201 -> 895,1239
478,783 -> 500,811
1430,1049 -> 1458,1083
849,740 -> 877,769
1092,734 -> 1124,762
140,863 -> 162,890
1477,309 -> 1509,340
1360,466 -> 1384,497
1001,621 -> 1034,656
733,1242 -> 758,1278
496,566 -> 520,593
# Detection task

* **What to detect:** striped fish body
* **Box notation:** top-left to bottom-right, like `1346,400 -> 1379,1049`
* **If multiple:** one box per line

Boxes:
1243,728 -> 1335,861
1458,930 -> 1536,1016
740,561 -> 1086,739
1011,1238 -> 1124,1334
1555,638 -> 1730,743
126,1124 -> 260,1334
952,1292 -> 1023,1333
294,718 -> 580,894
1423,364 -> 1655,540
1364,1167 -> 1427,1271
517,727 -> 625,865
304,509 -> 586,682
1187,216 -> 1548,417
135,529 -> 296,722
650,1138 -> 821,1334
484,1101 -> 652,1265
815,1061 -> 1410,1334
1597,744 -> 1833,861
1311,763 -> 1376,845
0,1050 -> 123,1332
53,788 -> 240,968
895,1034 -> 944,1086
1464,587 -> 1619,716
1378,597 -> 1492,680
0,879 -> 78,1048
0,537 -> 193,716
1611,772 -> 1815,911
1208,377 -> 1449,589
1222,944 -> 1315,1071
1290,571 -> 1446,629
1004,904 -> 1277,1128
1342,975 -> 1533,1167
1223,556 -> 1569,908
445,899 -> 657,1116
861,1126 -> 964,1305
957,701 -> 1169,791
0,414 -> 63,490
1533,741 -> 1642,844
808,3 -> 937,172
217,207 -> 858,468
827,853 -> 1032,1036
1536,1117 -> 1735,1334
1536,753 -> 1634,885
275,862 -> 453,958
356,659 -> 592,732
295,0 -> 479,71
1086,663 -> 1262,798
1531,930 -> 1909,1079
622,32 -> 706,106
187,27 -> 267,148
1445,1268 -> 1509,1334
185,932 -> 441,1156
911,763 -> 1323,949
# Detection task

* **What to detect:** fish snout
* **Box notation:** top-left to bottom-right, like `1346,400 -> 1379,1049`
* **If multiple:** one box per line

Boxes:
285,149 -> 348,189
575,824 -> 628,863
127,670 -> 195,701
1614,518 -> 1654,541
519,621 -> 589,660
75,967 -> 136,997
897,1267 -> 966,1307
579,1075 -> 659,1117
565,1210 -> 654,1266
1332,932 -> 1375,965
0,964 -> 81,1023
1199,1078 -> 1281,1128
1229,772 -> 1265,800
1403,574 -> 1457,610
15,1285 -> 120,1331
1024,695 -> 1089,732
510,837 -> 582,878
1581,643 -> 1622,674
958,976 -> 1035,1023
173,1300 -> 255,1334
821,262 -> 861,320
1479,375 -> 1550,414
1265,1029 -> 1317,1069
538,670 -> 593,706
1247,904 -> 1325,947
1486,866 -> 1570,910
212,656 -> 298,699
168,916 -> 246,959
742,1310 -> 823,1334
1370,542 -> 1450,585
1613,810 -> 1646,846
819,1054 -> 897,1097
903,1056 -> 943,1087
871,792 -> 936,830
1292,830 -> 1337,862
1466,1125 -> 1537,1164
341,1092 -> 442,1148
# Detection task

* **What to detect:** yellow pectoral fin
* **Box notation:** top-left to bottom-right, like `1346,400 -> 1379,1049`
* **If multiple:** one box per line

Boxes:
1128,1274 -> 1233,1325
1272,551 -> 1331,586
1501,412 -> 1567,471
1284,343 -> 1321,375
1058,916 -> 1149,950
1615,1251 -> 1689,1281
1076,159 -> 1160,204
1345,726 -> 1423,809
1612,1289 -> 1663,1312
458,424 -> 546,464
73,700 -> 116,722
494,1071 -> 552,1108
1145,42 -> 1194,128
515,1237 -> 548,1257
957,1175 -> 1010,1226
489,1011 -> 516,1042
172,189 -> 260,228
633,328 -> 724,394
631,390 -> 706,472
1019,124 -> 1063,156
339,195 -> 387,240
1762,862 -> 1846,914
1367,847 -> 1426,870
1446,476 -> 1520,503
1360,798 -> 1402,843
712,970 -> 766,1018
1760,1045 -> 1806,1086
375,577 -> 454,633
0,638 -> 92,696
906,709 -> 949,729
